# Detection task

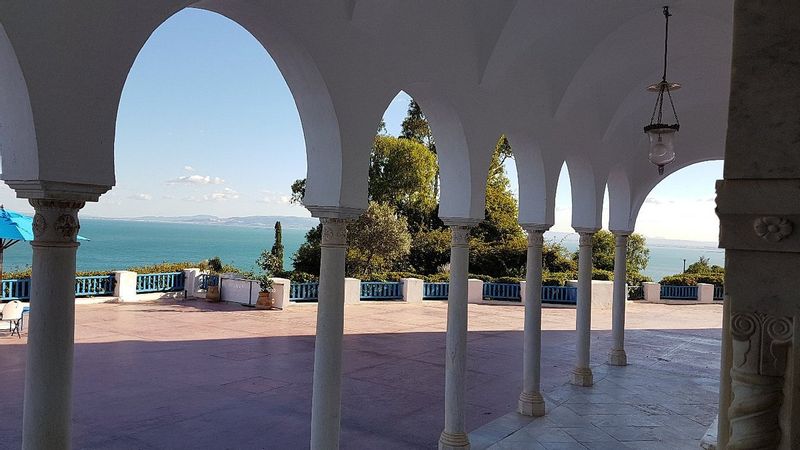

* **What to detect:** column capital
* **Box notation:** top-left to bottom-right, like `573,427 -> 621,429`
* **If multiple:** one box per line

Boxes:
575,228 -> 597,246
520,223 -> 551,234
306,205 -> 364,220
29,199 -> 84,245
573,227 -> 599,236
441,217 -> 481,228
320,217 -> 350,248
526,229 -> 545,247
4,179 -> 111,203
610,229 -> 632,237
449,225 -> 472,248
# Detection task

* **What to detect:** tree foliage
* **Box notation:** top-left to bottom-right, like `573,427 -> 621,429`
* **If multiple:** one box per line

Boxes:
400,100 -> 435,153
292,224 -> 322,275
571,230 -> 650,284
408,228 -> 451,274
270,221 -> 284,271
347,202 -> 412,276
472,136 -> 522,243
369,136 -> 438,232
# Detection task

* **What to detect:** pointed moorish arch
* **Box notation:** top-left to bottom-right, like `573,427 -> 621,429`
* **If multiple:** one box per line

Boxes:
0,22 -> 37,181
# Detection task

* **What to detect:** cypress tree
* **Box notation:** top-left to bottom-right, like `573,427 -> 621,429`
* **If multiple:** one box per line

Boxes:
271,221 -> 284,271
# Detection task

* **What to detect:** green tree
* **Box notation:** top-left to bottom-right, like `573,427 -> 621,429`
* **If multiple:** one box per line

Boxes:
409,228 -> 451,274
400,100 -> 435,152
542,240 -> 577,272
290,179 -> 306,204
473,136 -> 523,243
292,224 -> 322,275
572,230 -> 650,284
347,202 -> 412,276
685,256 -> 722,274
369,135 -> 438,232
270,221 -> 284,272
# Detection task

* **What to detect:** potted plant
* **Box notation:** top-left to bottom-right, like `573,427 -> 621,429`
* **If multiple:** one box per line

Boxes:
205,256 -> 223,302
254,250 -> 278,309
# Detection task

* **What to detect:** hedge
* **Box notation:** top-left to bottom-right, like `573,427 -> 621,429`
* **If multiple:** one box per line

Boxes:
660,273 -> 724,287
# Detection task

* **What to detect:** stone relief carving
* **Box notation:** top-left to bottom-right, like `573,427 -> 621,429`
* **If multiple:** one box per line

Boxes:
32,213 -> 46,237
753,216 -> 793,242
729,311 -> 793,449
55,214 -> 80,239
321,218 -> 349,247
450,226 -> 471,247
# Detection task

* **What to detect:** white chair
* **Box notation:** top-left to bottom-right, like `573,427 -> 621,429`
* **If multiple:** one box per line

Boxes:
1,300 -> 24,338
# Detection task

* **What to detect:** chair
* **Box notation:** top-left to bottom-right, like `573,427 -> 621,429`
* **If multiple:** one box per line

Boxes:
0,301 -> 24,338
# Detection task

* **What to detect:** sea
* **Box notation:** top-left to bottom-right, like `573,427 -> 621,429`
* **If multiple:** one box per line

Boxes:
1,219 -> 724,282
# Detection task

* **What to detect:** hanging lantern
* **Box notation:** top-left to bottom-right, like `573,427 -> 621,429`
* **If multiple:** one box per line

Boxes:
644,6 -> 680,175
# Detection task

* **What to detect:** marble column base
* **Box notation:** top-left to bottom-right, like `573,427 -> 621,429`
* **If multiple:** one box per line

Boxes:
439,431 -> 470,450
607,349 -> 628,366
570,367 -> 593,386
518,391 -> 546,417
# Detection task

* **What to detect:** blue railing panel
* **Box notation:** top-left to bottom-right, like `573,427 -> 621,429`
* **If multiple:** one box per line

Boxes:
483,282 -> 521,301
1,278 -> 31,301
360,281 -> 402,300
660,285 -> 698,300
423,282 -> 449,299
713,285 -> 724,301
75,275 -> 115,297
541,286 -> 578,304
197,274 -> 219,290
290,282 -> 319,302
135,272 -> 185,293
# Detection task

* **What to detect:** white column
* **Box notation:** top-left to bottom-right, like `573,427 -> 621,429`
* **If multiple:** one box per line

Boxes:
608,232 -> 629,366
518,226 -> 547,416
439,224 -> 472,450
310,218 -> 350,450
571,229 -> 596,386
22,200 -> 84,450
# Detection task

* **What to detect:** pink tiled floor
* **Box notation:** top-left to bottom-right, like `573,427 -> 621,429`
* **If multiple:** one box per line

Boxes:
0,300 -> 722,449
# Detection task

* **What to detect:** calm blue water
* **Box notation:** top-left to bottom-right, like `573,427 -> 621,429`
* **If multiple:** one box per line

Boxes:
1,219 -> 724,282
2,219 -> 309,274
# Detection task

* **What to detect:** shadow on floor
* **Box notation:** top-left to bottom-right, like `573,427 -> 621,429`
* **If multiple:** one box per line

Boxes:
0,323 -> 720,450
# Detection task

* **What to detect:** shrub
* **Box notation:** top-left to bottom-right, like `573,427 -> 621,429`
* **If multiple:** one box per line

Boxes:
661,273 -> 723,287
467,273 -> 494,282
494,276 -> 524,284
592,269 -> 614,281
426,272 -> 451,282
542,271 -> 575,286
362,271 -> 425,282
288,272 -> 319,283
127,261 -> 205,274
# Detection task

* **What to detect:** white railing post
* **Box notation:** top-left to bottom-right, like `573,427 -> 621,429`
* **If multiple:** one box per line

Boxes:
271,278 -> 291,309
113,271 -> 138,302
401,278 -> 424,303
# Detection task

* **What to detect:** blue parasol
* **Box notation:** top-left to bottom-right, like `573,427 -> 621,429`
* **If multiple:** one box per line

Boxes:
0,206 -> 88,279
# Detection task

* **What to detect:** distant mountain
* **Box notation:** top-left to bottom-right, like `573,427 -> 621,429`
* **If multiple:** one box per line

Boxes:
91,214 -> 319,229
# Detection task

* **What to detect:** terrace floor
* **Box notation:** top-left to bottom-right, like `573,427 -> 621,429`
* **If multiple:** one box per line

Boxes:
0,300 -> 722,449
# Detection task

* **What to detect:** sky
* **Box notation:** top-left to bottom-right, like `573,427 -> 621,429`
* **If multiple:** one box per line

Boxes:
0,9 -> 723,242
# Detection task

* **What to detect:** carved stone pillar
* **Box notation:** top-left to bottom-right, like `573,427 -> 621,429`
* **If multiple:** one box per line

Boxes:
572,228 -> 597,387
310,217 -> 350,450
608,232 -> 629,366
728,312 -> 793,449
518,225 -> 548,416
439,223 -> 474,450
22,200 -> 84,450
715,2 -> 800,448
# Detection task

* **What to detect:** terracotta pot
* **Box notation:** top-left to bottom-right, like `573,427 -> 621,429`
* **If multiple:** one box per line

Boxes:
206,285 -> 220,302
255,291 -> 274,310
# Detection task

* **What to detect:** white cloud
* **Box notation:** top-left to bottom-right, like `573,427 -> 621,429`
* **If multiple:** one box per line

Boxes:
183,188 -> 240,202
129,193 -> 152,201
183,165 -> 195,172
168,175 -> 224,185
258,191 -> 291,204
